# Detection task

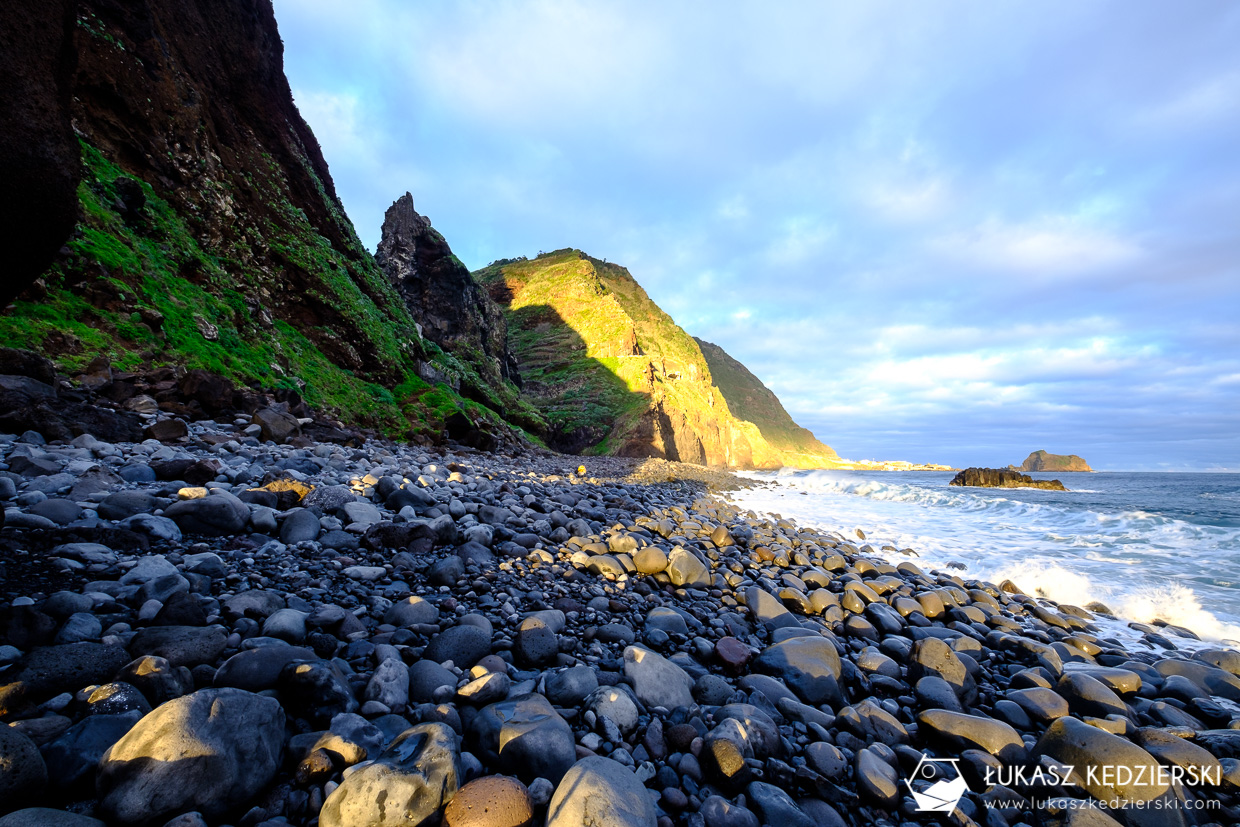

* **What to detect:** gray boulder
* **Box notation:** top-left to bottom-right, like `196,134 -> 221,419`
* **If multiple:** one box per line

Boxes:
623,646 -> 694,711
471,694 -> 576,783
97,688 -> 285,824
752,635 -> 844,708
546,755 -> 656,827
163,492 -> 249,536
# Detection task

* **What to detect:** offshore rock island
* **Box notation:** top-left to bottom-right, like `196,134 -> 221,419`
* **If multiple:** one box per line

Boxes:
949,468 -> 1068,491
1,3 -> 1237,827
1016,451 -> 1093,473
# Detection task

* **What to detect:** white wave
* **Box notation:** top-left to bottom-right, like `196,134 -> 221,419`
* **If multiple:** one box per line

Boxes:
733,470 -> 1240,644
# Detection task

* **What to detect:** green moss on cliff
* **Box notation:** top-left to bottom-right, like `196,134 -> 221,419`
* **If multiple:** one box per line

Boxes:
0,140 -> 516,438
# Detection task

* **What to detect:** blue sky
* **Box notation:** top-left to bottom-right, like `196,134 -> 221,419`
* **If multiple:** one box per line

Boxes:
272,0 -> 1240,470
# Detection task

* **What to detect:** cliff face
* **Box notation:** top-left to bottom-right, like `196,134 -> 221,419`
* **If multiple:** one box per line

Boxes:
1019,450 -> 1093,472
695,338 -> 839,468
375,194 -> 535,426
0,1 -> 80,302
475,249 -> 841,469
0,0 -> 529,440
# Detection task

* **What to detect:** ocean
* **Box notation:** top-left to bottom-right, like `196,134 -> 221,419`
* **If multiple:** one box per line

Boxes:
728,470 -> 1240,647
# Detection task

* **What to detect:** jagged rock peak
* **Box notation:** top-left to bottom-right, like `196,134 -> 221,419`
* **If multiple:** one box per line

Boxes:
376,192 -> 520,392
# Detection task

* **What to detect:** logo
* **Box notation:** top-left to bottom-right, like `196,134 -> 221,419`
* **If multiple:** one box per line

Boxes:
906,755 -> 968,813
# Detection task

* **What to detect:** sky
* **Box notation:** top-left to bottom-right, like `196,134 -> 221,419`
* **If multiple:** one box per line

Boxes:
271,0 -> 1240,471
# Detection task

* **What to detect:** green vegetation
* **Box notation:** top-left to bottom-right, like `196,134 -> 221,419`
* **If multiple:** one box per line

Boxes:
475,249 -> 838,467
0,140 -> 529,440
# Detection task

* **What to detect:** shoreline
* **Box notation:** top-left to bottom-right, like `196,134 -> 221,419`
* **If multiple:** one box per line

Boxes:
3,423 -> 1240,825
731,468 -> 1240,648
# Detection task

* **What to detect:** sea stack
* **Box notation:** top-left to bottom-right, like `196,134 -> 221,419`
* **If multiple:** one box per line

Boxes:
1019,450 -> 1092,472
950,467 -> 1068,491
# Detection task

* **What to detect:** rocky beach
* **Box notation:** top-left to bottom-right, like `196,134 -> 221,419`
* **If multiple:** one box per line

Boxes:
2,355 -> 1239,827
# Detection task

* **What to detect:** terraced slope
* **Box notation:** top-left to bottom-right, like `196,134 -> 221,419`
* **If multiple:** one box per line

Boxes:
475,249 -> 841,468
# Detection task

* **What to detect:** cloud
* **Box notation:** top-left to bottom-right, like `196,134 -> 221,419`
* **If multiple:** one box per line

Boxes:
271,0 -> 1240,469
932,216 -> 1142,278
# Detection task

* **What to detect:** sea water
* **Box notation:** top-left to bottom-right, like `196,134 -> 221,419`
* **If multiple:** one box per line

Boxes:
729,470 -> 1240,646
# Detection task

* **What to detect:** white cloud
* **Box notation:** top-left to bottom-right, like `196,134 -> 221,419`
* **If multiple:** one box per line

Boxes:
933,216 -> 1142,277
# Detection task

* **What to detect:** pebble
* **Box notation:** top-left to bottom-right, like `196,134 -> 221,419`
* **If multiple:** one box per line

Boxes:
1,401 -> 1238,827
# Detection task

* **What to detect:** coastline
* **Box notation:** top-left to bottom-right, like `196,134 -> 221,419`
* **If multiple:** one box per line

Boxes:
3,427 -> 1240,824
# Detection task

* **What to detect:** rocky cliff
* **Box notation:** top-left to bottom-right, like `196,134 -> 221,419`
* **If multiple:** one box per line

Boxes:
475,249 -> 841,468
0,0 -> 525,443
695,338 -> 840,468
375,194 -> 537,429
1019,450 -> 1092,472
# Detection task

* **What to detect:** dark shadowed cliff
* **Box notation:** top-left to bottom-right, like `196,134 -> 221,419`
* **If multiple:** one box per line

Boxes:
0,0 -> 529,442
0,1 -> 80,302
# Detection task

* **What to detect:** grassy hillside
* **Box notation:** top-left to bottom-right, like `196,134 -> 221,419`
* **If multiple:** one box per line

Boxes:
476,249 -> 841,468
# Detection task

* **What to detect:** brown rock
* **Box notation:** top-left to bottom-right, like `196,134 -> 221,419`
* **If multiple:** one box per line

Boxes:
145,418 -> 188,442
715,637 -> 752,676
443,775 -> 534,827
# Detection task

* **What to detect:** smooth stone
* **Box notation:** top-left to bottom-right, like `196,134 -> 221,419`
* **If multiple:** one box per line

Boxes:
714,704 -> 782,759
443,775 -> 534,827
1008,687 -> 1070,722
365,657 -> 411,711
1032,717 -> 1177,812
471,694 -> 576,783
384,596 -> 439,627
854,748 -> 900,807
320,723 -> 461,827
666,547 -> 710,588
917,710 -> 1027,763
645,607 -> 689,636
752,636 -> 844,708
343,565 -> 387,581
29,498 -> 82,525
546,756 -> 657,827
118,513 -> 182,542
746,781 -> 815,827
424,625 -> 492,668
632,547 -> 667,575
585,686 -> 640,735
54,613 -> 102,644
1057,673 -> 1130,720
698,796 -> 760,827
96,688 -> 285,824
409,660 -> 459,704
623,646 -> 694,710
544,664 -> 599,706
280,508 -> 321,543
0,726 -> 47,810
457,671 -> 511,706
162,491 -> 249,535
743,587 -> 801,631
